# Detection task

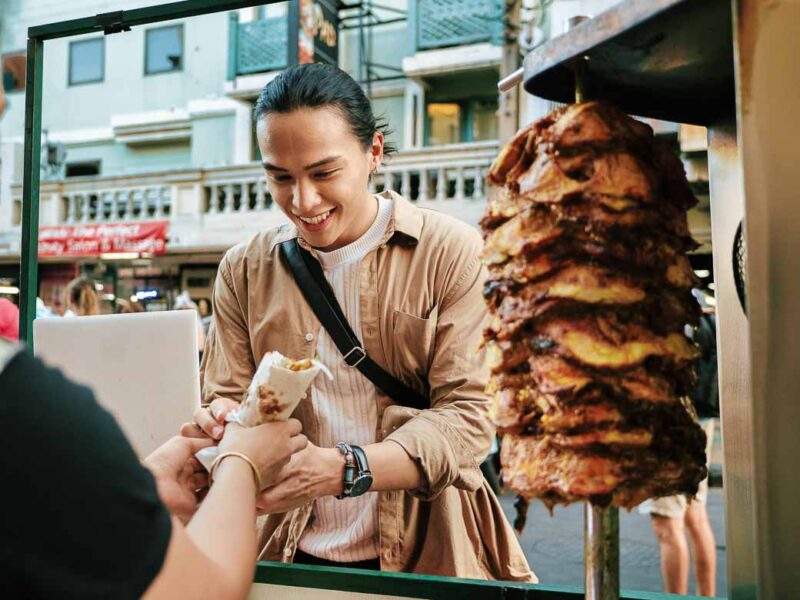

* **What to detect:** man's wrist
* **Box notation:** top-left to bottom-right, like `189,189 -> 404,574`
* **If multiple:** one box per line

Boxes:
325,447 -> 347,497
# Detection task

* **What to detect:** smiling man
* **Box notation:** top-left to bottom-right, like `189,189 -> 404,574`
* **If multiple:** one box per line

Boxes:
187,63 -> 534,582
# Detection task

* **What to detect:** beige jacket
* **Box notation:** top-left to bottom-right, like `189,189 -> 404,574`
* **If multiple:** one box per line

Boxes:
201,191 -> 535,582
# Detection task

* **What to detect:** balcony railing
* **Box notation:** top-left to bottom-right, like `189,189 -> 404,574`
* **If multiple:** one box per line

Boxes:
202,141 -> 498,215
228,13 -> 288,79
416,0 -> 504,51
7,142 -> 499,252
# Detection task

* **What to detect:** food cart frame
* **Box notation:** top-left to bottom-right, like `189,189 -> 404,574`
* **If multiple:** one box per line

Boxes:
17,0 -> 799,597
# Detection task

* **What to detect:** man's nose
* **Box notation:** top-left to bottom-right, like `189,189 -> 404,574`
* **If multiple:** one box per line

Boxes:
292,179 -> 321,214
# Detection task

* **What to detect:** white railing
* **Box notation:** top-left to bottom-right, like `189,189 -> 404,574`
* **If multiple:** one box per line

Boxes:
199,140 -> 499,215
62,187 -> 172,223
8,141 -> 499,234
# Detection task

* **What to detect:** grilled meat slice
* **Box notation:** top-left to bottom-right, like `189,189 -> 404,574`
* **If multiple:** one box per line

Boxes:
501,433 -> 707,509
518,150 -> 658,206
485,315 -> 699,373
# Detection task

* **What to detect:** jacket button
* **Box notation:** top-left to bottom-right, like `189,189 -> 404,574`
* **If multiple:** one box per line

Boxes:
305,333 -> 314,342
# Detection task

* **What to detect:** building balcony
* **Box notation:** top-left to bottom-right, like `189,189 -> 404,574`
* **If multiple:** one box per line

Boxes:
2,141 -> 500,259
227,13 -> 288,81
414,0 -> 503,51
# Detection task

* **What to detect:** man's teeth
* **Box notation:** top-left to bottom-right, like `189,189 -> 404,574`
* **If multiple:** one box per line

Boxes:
299,210 -> 332,225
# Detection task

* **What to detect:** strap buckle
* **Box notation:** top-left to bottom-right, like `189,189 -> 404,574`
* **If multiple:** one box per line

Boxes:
342,346 -> 366,368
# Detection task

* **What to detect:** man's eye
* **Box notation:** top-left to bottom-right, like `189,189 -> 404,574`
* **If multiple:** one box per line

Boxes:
270,174 -> 292,183
314,170 -> 338,179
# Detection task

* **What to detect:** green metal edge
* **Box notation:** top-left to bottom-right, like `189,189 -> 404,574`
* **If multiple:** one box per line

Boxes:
252,562 -> 705,600
17,1 -> 725,597
28,0 -> 282,40
253,562 -> 582,599
18,38 -> 43,348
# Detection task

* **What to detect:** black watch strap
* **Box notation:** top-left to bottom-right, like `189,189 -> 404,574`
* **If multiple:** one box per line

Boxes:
351,446 -> 372,477
350,445 -> 371,476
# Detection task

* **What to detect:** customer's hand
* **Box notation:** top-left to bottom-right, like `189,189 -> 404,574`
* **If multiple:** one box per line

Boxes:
218,419 -> 308,490
143,436 -> 214,524
181,397 -> 239,440
255,443 -> 344,515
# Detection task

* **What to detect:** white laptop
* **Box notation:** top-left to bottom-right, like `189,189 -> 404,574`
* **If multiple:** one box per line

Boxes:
33,311 -> 201,456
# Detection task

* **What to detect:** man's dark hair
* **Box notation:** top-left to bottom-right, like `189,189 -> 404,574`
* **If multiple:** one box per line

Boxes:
254,63 -> 397,157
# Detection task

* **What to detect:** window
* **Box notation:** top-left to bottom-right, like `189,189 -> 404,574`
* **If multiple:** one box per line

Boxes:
65,161 -> 101,178
470,99 -> 499,142
426,99 -> 499,146
69,38 -> 104,85
427,103 -> 461,146
3,52 -> 26,92
145,25 -> 183,74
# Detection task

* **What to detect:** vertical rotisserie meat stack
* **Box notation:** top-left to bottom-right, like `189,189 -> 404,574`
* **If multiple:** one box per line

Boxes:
481,101 -> 708,511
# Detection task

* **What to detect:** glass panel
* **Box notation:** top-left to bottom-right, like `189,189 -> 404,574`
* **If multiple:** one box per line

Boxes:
471,98 -> 499,141
145,25 -> 183,74
69,38 -> 104,85
427,102 -> 461,146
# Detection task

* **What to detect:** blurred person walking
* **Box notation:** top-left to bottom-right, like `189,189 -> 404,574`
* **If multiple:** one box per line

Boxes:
640,292 -> 719,596
64,277 -> 100,317
174,290 -> 206,357
0,298 -> 19,341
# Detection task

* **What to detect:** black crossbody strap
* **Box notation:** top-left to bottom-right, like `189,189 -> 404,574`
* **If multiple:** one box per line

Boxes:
279,238 -> 428,410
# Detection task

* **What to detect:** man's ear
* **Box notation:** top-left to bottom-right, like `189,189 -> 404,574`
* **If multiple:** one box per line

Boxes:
370,131 -> 385,171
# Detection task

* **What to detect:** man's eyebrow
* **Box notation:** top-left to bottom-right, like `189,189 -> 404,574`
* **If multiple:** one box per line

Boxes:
261,156 -> 342,172
304,156 -> 342,170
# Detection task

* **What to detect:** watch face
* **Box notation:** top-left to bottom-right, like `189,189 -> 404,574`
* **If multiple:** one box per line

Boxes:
350,474 -> 373,497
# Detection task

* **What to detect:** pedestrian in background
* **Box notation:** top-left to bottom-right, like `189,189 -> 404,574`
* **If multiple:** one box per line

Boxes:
0,298 -> 19,341
639,290 -> 719,597
64,277 -> 100,317
174,290 -> 206,358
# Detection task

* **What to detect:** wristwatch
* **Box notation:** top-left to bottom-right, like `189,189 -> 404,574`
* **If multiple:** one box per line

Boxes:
335,442 -> 373,498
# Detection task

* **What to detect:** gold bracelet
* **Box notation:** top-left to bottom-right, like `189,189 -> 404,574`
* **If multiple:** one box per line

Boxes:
209,452 -> 262,492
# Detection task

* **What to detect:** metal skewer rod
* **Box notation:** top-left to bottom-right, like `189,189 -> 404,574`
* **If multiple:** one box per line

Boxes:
584,504 -> 620,600
498,67 -> 524,93
565,13 -> 621,600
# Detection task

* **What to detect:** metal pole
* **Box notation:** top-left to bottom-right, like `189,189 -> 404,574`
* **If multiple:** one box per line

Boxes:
19,37 -> 44,348
584,504 -> 620,600
563,14 -> 621,600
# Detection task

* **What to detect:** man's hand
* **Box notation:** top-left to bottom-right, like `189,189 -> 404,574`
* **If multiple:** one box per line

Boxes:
180,397 -> 239,440
143,436 -> 214,524
255,443 -> 345,515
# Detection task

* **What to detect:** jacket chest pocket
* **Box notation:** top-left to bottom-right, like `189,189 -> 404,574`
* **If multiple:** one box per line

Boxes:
391,305 -> 438,380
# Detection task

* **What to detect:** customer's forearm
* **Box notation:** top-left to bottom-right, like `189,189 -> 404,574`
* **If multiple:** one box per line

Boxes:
363,440 -> 424,492
187,459 -> 258,590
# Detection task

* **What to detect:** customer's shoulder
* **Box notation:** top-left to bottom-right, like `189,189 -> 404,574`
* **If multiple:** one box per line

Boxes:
417,207 -> 483,252
221,225 -> 293,268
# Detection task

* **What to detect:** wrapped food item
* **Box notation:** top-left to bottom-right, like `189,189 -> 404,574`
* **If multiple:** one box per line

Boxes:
196,351 -> 331,471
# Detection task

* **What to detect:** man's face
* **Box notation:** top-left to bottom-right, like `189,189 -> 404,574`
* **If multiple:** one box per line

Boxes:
257,106 -> 382,251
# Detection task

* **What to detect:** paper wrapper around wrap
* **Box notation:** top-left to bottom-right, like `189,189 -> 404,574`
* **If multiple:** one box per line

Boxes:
196,352 -> 332,471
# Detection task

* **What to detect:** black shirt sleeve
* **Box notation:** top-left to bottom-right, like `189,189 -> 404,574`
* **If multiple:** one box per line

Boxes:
0,350 -> 172,600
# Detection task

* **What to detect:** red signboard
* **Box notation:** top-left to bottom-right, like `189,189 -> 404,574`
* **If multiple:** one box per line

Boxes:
38,220 -> 169,258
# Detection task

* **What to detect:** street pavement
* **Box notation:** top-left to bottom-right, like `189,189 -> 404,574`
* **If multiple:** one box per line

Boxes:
499,488 -> 727,597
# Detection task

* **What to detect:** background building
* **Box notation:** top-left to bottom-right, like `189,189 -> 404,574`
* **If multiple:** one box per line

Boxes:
0,0 -> 711,312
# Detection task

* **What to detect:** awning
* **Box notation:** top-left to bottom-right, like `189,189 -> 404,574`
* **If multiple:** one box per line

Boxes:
38,220 -> 169,258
